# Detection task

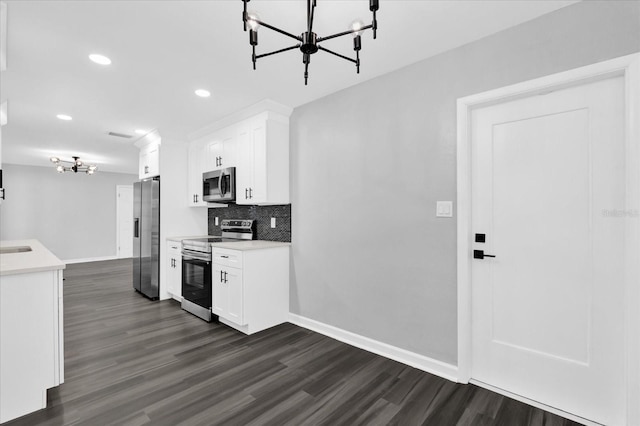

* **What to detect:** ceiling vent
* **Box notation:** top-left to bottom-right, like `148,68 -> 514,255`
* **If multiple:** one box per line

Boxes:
108,131 -> 133,139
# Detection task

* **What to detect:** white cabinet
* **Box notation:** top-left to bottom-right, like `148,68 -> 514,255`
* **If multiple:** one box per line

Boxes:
166,241 -> 182,300
236,113 -> 289,205
187,140 -> 207,206
1,269 -> 64,423
187,128 -> 237,207
206,127 -> 237,171
211,245 -> 289,335
212,263 -> 244,325
135,130 -> 161,180
139,144 -> 159,179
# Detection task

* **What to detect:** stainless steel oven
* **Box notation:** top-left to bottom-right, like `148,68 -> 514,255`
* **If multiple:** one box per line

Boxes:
181,248 -> 212,322
203,167 -> 235,203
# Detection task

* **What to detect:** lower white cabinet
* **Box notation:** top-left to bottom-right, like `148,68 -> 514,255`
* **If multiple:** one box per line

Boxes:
211,245 -> 289,335
166,241 -> 182,300
1,269 -> 64,423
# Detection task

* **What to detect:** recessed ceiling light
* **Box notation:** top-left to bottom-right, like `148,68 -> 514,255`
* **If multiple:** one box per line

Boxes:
89,54 -> 111,65
135,129 -> 148,135
195,89 -> 211,98
56,114 -> 72,121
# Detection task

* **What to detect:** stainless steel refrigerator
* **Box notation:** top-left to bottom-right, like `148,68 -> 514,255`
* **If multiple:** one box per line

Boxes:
133,177 -> 160,299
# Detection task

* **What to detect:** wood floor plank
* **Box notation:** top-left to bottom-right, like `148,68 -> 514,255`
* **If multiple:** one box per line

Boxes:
3,259 -> 583,426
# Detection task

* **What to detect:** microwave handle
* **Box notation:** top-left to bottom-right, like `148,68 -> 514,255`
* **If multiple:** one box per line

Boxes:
218,170 -> 224,196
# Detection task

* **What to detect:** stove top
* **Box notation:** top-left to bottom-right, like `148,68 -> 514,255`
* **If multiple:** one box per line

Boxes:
182,219 -> 255,253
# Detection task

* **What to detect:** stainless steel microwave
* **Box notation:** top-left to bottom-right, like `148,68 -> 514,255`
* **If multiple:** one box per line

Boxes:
203,167 -> 236,203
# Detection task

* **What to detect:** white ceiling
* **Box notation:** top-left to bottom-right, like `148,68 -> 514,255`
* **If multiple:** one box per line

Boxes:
0,0 -> 577,174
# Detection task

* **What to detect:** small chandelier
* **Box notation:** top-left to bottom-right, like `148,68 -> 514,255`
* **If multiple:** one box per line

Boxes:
49,156 -> 97,174
242,0 -> 380,85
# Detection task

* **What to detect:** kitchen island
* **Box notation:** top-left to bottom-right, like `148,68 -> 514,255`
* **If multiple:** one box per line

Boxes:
0,239 -> 65,424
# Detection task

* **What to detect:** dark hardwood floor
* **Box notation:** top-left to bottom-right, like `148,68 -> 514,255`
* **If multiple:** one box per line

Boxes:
6,259 -> 581,426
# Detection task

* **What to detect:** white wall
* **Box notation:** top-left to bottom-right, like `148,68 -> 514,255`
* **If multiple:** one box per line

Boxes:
0,164 -> 138,261
289,1 -> 640,365
158,139 -> 207,300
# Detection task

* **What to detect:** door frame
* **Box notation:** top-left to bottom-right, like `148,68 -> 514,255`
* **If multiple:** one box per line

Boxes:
456,53 -> 640,425
116,184 -> 134,259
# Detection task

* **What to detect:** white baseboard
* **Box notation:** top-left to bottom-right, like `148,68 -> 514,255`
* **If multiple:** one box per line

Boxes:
63,255 -> 121,264
288,313 -> 459,382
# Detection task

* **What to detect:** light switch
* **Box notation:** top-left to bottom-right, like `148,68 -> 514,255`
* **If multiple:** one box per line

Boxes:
436,201 -> 453,218
271,217 -> 276,228
215,217 -> 219,226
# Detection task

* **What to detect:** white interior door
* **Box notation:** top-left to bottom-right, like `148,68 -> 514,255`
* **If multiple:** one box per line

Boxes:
116,185 -> 134,258
470,76 -> 625,425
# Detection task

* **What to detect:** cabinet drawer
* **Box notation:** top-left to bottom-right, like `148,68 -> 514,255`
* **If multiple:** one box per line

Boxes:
212,248 -> 243,268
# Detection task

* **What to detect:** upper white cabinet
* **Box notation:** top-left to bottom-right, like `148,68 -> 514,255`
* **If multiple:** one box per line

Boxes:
139,144 -> 159,179
187,139 -> 207,206
236,113 -> 289,205
186,100 -> 292,207
187,125 -> 238,207
206,126 -> 237,171
135,130 -> 161,180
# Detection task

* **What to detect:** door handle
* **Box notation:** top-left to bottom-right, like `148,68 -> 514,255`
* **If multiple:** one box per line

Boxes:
474,250 -> 496,259
134,218 -> 139,238
195,194 -> 198,203
220,270 -> 224,283
249,188 -> 253,199
245,188 -> 248,199
224,271 -> 228,283
219,156 -> 222,167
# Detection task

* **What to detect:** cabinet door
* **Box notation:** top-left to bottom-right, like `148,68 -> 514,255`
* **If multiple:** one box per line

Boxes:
166,243 -> 182,298
236,119 -> 266,205
221,129 -> 237,168
187,141 -> 207,207
211,265 -> 244,325
146,146 -> 160,177
225,267 -> 244,325
211,264 -> 228,316
205,140 -> 223,171
139,150 -> 149,179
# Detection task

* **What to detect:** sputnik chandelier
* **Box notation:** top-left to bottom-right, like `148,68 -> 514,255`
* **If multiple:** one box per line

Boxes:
50,156 -> 97,174
242,0 -> 380,85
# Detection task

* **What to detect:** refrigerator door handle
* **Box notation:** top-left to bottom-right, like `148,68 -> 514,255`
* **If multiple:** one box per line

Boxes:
134,218 -> 140,238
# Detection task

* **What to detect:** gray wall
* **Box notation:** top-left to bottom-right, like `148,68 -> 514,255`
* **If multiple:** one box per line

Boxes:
289,1 -> 640,365
0,163 -> 138,261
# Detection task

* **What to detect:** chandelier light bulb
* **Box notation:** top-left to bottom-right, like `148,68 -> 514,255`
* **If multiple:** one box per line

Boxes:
50,157 -> 60,163
56,165 -> 65,173
247,12 -> 260,31
351,20 -> 365,37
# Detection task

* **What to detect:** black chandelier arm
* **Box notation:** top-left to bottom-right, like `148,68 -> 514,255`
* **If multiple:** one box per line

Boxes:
252,19 -> 302,42
317,24 -> 373,43
255,44 -> 302,60
317,45 -> 357,64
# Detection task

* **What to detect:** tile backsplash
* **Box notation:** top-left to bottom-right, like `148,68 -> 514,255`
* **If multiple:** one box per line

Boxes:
208,204 -> 291,242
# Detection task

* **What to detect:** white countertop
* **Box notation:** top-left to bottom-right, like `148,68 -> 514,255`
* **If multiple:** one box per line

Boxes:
0,239 -> 66,276
166,235 -> 217,242
211,240 -> 291,251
